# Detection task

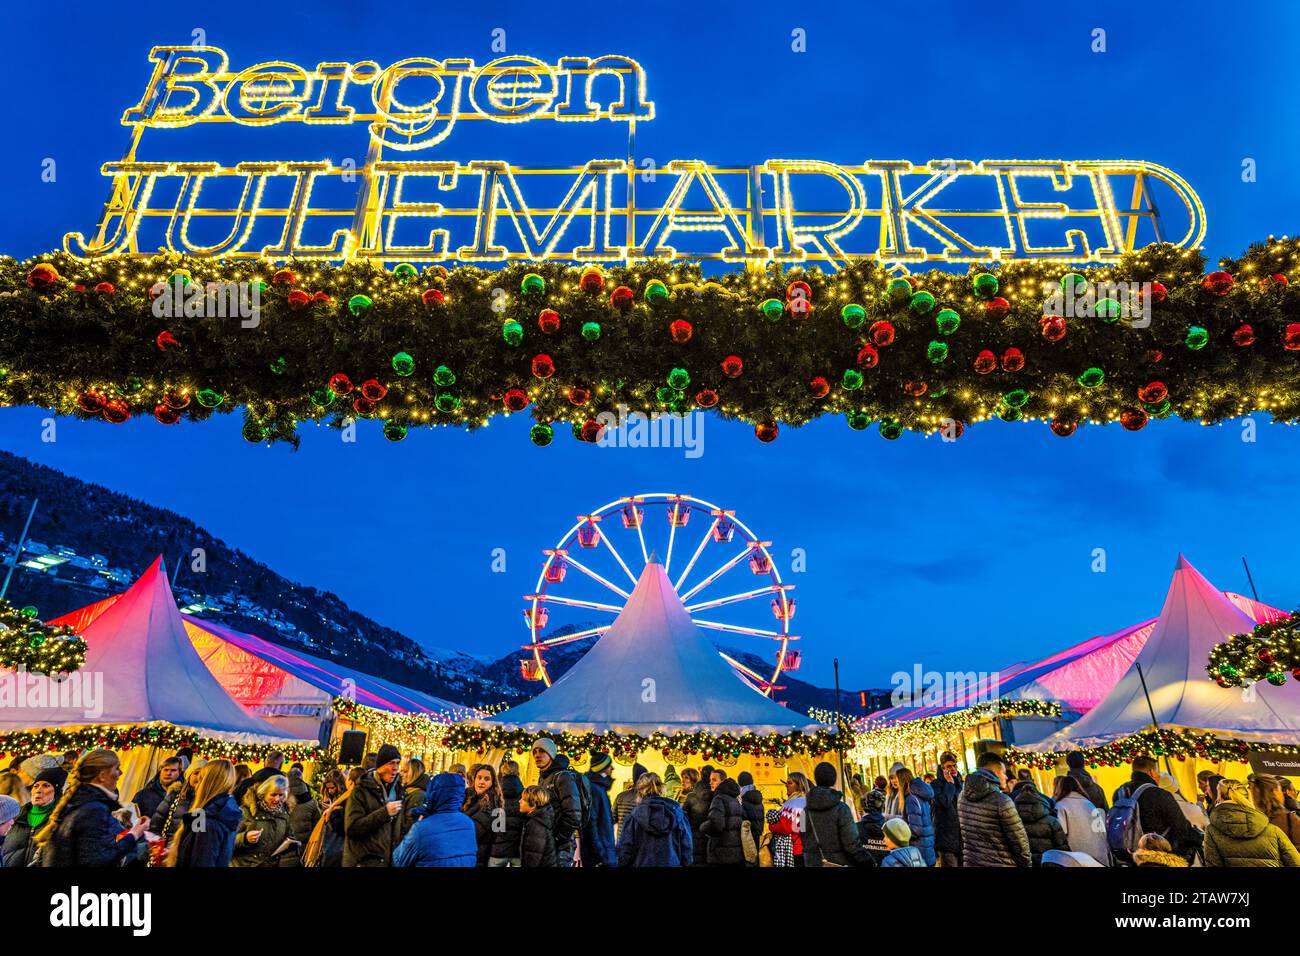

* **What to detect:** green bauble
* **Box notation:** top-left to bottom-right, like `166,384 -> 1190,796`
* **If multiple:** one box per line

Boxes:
846,410 -> 871,430
347,294 -> 373,316
1061,272 -> 1087,293
169,270 -> 191,286
1003,388 -> 1030,408
760,298 -> 784,320
434,392 -> 461,413
655,385 -> 677,403
433,364 -> 456,387
581,321 -> 602,341
909,291 -> 935,314
1266,671 -> 1288,687
929,386 -> 949,398
841,303 -> 866,329
645,280 -> 669,304
195,388 -> 223,408
667,367 -> 691,390
997,404 -> 1022,422
1095,298 -> 1122,322
1144,398 -> 1172,417
1185,326 -> 1209,350
885,277 -> 912,303
118,377 -> 143,395
529,423 -> 554,446
927,341 -> 949,364
392,352 -> 416,377
878,418 -> 904,440
20,606 -> 38,618
269,356 -> 287,375
251,279 -> 268,294
1076,367 -> 1105,388
393,263 -> 418,283
241,420 -> 267,443
383,421 -> 408,442
972,273 -> 999,298
521,273 -> 545,295
1220,664 -> 1240,680
502,320 -> 524,346
842,369 -> 864,390
936,309 -> 961,335
310,387 -> 336,407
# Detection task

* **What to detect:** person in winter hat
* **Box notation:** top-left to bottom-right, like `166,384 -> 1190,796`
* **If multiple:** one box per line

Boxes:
1064,751 -> 1109,811
881,817 -> 926,867
613,762 -> 647,840
530,738 -> 583,867
581,752 -> 617,867
617,772 -> 693,867
343,743 -> 404,867
735,771 -> 765,847
957,751 -> 1030,867
394,773 -> 477,867
804,762 -> 874,866
1159,772 -> 1209,829
662,764 -> 682,801
0,795 -> 20,838
1203,779 -> 1300,867
857,788 -> 889,864
1012,781 -> 1068,864
3,767 -> 65,868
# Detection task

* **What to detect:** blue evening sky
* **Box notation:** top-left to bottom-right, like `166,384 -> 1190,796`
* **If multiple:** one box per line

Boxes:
1,0 -> 1298,688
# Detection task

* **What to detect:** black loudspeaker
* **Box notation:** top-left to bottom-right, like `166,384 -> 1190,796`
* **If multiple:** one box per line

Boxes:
338,730 -> 368,766
972,738 -> 1006,760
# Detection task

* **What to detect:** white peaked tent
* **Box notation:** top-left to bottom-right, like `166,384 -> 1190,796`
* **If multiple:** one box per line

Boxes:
1031,554 -> 1300,751
0,556 -> 292,743
489,559 -> 826,735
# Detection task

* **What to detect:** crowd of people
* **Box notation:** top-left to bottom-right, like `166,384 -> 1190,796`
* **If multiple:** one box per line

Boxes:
1,740 -> 1297,868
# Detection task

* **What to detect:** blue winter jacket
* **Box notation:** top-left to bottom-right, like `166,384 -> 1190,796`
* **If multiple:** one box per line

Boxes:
581,772 -> 617,867
174,794 -> 242,868
881,845 -> 927,867
616,795 -> 693,867
899,780 -> 936,866
393,774 -> 477,868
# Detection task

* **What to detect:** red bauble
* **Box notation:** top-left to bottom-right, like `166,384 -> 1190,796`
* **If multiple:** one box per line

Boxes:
1146,349 -> 1164,364
328,373 -> 354,395
421,288 -> 445,306
785,280 -> 811,301
669,319 -> 693,343
903,380 -> 927,397
352,396 -> 377,416
808,376 -> 830,399
973,349 -> 997,374
721,355 -> 744,378
869,321 -> 895,347
1201,270 -> 1234,296
94,281 -> 115,296
538,308 -> 561,334
503,388 -> 529,411
1001,347 -> 1025,372
531,354 -> 555,378
610,286 -> 634,310
983,297 -> 1011,320
1232,324 -> 1256,347
312,291 -> 332,304
754,421 -> 779,443
76,390 -> 106,413
73,283 -> 85,293
156,330 -> 179,351
579,419 -> 604,443
943,419 -> 966,440
1050,419 -> 1077,437
163,388 -> 190,409
856,344 -> 879,369
271,268 -> 296,286
695,388 -> 719,408
154,404 -> 181,425
1285,323 -> 1300,351
101,399 -> 130,424
566,386 -> 590,406
1144,281 -> 1168,304
1040,314 -> 1067,342
1269,273 -> 1289,286
579,268 -> 605,294
1138,381 -> 1167,404
1120,407 -> 1148,431
360,379 -> 387,401
287,289 -> 311,310
26,264 -> 60,290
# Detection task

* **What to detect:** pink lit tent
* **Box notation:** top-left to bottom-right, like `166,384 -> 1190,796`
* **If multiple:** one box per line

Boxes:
1029,555 -> 1300,750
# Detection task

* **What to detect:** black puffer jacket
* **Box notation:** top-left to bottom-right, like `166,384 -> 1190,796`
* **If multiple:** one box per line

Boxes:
539,755 -> 584,866
1114,772 -> 1200,862
2,804 -> 51,868
491,774 -> 524,861
149,782 -> 192,844
464,792 -> 500,866
957,769 -> 1030,867
401,773 -> 428,838
131,774 -> 170,821
804,786 -> 873,866
740,787 -> 765,847
284,797 -> 320,868
39,785 -> 138,868
343,771 -> 402,867
681,779 -> 714,865
520,804 -> 557,867
931,772 -> 963,854
701,779 -> 745,866
1013,785 -> 1068,864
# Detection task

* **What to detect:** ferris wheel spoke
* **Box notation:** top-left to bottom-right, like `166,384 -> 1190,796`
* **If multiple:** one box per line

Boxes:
678,545 -> 756,602
664,501 -> 683,574
534,594 -> 623,613
692,618 -> 786,639
685,584 -> 783,613
719,651 -> 772,686
527,625 -> 611,648
598,530 -> 640,587
673,517 -> 720,593
560,553 -> 631,600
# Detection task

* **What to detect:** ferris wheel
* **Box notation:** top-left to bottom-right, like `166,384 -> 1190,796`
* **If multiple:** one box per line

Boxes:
521,493 -> 800,697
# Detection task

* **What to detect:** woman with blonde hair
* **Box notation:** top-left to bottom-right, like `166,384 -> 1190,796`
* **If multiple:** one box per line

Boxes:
232,774 -> 294,866
616,772 -> 693,867
1249,774 -> 1300,850
1203,779 -> 1300,867
767,771 -> 812,867
37,749 -> 148,867
169,760 -> 241,867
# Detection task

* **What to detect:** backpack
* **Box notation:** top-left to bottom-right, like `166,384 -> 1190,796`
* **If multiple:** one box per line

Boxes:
569,770 -> 592,830
740,820 -> 758,865
1105,782 -> 1154,864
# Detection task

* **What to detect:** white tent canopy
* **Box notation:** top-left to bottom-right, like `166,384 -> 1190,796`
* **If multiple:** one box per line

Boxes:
0,556 -> 294,743
1029,554 -> 1300,751
488,559 -> 826,735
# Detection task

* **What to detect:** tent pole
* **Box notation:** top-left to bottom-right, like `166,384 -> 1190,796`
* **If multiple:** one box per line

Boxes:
1241,556 -> 1259,601
0,496 -> 39,600
1135,662 -> 1174,776
833,657 -> 847,795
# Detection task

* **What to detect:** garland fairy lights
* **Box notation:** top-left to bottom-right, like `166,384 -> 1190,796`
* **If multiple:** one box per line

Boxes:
1004,729 -> 1300,771
330,695 -> 483,756
0,600 -> 87,674
849,700 -> 1062,760
1208,612 -> 1300,688
2,238 -> 1299,446
0,722 -> 321,763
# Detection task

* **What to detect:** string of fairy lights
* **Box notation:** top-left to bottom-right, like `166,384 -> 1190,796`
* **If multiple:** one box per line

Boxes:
0,723 -> 322,763
1004,729 -> 1300,771
0,600 -> 87,674
3,237 -> 1298,446
1208,613 -> 1300,688
848,700 -> 1061,762
330,695 -> 493,757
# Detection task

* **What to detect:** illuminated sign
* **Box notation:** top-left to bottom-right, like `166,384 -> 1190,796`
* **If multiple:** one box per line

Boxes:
66,47 -> 1207,268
